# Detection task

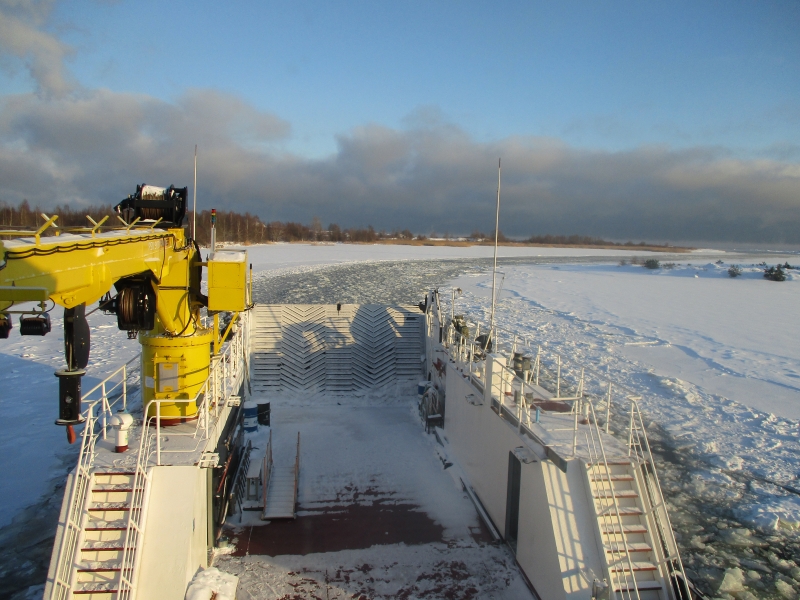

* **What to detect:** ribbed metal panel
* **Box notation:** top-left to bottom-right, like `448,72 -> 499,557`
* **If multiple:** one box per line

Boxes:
250,304 -> 422,393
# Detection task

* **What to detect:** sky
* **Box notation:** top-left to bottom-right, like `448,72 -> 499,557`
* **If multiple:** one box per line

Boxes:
0,0 -> 798,243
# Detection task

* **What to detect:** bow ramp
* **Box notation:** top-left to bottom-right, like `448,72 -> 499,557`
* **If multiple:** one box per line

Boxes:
250,304 -> 424,393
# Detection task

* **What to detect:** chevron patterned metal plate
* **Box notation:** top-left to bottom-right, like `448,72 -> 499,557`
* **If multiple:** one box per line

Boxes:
250,304 -> 423,393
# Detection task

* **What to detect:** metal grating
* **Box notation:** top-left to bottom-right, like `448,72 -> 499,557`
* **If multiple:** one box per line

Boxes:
250,304 -> 423,393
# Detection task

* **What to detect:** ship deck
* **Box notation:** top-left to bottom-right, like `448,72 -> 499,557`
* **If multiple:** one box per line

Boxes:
214,384 -> 536,599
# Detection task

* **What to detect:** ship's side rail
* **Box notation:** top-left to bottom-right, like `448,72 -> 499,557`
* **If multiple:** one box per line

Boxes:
431,302 -> 690,600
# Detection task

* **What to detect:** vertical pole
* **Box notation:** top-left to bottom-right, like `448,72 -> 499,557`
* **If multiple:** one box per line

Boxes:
556,355 -> 561,398
101,383 -> 107,440
156,405 -> 161,466
193,145 -> 197,240
628,399 -> 635,456
213,313 -> 220,355
122,364 -> 127,411
489,158 -> 501,348
606,382 -> 612,434
210,208 -> 217,254
573,397 -> 578,456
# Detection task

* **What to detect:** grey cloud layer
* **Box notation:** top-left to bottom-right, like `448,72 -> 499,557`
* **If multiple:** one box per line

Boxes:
1,89 -> 798,243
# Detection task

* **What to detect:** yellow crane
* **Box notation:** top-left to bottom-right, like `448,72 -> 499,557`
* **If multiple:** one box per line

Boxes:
0,185 -> 248,442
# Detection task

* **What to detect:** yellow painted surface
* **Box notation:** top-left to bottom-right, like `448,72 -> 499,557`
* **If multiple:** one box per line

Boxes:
207,251 -> 247,312
142,328 -> 213,421
1,224 -> 248,426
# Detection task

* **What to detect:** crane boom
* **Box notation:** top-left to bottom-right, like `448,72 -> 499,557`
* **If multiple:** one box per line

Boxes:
0,188 -> 248,441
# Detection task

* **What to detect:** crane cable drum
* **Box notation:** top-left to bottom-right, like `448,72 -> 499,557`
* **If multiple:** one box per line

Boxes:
115,183 -> 188,228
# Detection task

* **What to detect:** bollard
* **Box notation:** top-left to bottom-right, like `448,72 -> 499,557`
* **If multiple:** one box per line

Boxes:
110,410 -> 134,452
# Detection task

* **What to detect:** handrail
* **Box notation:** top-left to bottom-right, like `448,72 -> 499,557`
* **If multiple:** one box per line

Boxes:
627,400 -> 691,600
583,401 -> 641,600
47,355 -> 141,600
48,402 -> 100,600
292,432 -> 301,515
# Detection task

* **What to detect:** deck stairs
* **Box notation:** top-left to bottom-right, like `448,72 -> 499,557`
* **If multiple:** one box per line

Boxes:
68,471 -> 137,599
586,458 -> 668,600
262,433 -> 300,520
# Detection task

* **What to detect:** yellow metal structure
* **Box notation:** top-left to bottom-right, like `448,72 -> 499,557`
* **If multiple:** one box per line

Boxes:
207,250 -> 248,312
0,219 -> 247,422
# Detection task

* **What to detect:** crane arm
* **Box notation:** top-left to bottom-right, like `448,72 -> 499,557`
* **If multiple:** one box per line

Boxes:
0,226 -> 199,334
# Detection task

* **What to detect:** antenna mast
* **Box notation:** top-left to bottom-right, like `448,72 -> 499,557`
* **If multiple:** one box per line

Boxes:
192,145 -> 197,240
489,158 -> 501,347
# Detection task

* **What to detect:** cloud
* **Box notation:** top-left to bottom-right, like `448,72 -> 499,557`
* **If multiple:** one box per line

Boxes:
0,89 -> 799,243
0,0 -> 74,97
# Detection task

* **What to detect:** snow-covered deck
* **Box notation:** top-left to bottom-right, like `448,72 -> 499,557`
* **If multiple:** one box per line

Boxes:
215,386 -> 536,599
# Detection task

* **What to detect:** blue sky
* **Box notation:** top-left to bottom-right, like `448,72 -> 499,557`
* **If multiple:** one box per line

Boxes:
42,0 -> 798,157
1,0 -> 799,241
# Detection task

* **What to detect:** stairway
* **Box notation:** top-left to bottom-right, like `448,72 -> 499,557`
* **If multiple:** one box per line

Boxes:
587,460 -> 666,600
262,433 -> 300,521
71,471 -> 135,599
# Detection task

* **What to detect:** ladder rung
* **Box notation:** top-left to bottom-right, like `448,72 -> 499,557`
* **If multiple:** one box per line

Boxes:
599,506 -> 644,516
610,561 -> 657,572
602,524 -> 648,534
616,580 -> 663,592
606,542 -> 652,553
590,474 -> 634,481
81,541 -> 129,550
594,489 -> 638,499
588,460 -> 632,467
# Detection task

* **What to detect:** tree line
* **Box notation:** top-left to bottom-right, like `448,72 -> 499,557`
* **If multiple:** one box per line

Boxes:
0,199 -> 655,247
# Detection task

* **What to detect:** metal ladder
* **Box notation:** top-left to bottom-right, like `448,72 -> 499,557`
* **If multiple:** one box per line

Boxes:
584,400 -> 690,600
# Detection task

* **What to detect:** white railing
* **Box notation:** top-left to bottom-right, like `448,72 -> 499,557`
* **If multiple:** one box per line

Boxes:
47,355 -> 141,600
438,313 -> 691,600
627,400 -> 691,600
583,401 -> 642,600
116,310 -> 249,600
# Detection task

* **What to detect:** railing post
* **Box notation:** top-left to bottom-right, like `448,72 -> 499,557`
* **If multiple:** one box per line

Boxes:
535,346 -> 541,385
605,382 -> 612,434
627,398 -> 635,456
572,394 -> 578,456
122,364 -> 128,411
156,405 -> 161,466
101,383 -> 108,440
556,355 -> 561,398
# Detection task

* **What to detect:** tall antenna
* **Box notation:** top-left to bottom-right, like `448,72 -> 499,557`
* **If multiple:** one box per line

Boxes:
192,145 -> 197,240
489,158 -> 501,347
